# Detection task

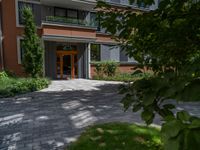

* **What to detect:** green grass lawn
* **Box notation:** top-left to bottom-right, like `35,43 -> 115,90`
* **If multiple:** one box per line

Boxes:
67,123 -> 163,150
0,76 -> 50,98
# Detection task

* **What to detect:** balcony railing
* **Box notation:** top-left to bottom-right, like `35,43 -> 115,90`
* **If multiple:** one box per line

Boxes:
105,0 -> 150,10
44,16 -> 98,29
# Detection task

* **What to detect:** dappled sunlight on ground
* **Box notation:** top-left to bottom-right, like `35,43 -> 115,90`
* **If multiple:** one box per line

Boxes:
0,79 -> 199,150
0,114 -> 24,127
69,110 -> 98,129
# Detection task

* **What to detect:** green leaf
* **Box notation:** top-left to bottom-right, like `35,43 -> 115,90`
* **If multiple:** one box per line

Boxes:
163,104 -> 175,109
132,103 -> 142,112
132,70 -> 143,75
121,94 -> 133,111
185,128 -> 200,149
179,79 -> 200,102
141,110 -> 155,125
177,111 -> 191,122
163,136 -> 181,150
189,118 -> 200,129
161,120 -> 184,139
142,90 -> 156,106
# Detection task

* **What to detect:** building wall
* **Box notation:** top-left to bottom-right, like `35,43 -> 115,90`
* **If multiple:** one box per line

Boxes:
0,0 -> 148,78
0,1 -> 2,70
45,41 -> 87,79
90,64 -> 137,78
77,43 -> 87,78
1,0 -> 43,75
44,41 -> 57,79
1,0 -> 21,75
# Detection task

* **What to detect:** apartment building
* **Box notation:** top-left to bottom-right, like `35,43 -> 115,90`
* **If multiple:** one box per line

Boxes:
0,0 -> 158,79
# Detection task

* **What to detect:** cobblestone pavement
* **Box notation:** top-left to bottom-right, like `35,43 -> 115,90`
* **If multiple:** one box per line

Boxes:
0,79 -> 200,150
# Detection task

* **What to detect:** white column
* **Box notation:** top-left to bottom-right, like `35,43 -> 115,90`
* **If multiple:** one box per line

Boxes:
88,43 -> 91,79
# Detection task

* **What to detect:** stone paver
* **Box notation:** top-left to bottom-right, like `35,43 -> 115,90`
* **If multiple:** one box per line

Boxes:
0,79 -> 200,150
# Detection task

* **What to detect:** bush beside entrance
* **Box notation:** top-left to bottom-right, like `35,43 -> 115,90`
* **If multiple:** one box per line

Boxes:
0,71 -> 50,98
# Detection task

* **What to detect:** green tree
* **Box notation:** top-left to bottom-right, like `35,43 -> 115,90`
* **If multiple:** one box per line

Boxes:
97,0 -> 200,149
22,7 -> 43,78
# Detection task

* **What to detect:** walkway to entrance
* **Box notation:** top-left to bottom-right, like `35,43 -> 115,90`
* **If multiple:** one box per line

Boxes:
0,79 -> 200,150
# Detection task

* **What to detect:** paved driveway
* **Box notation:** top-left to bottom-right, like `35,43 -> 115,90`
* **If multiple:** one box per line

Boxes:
0,79 -> 200,150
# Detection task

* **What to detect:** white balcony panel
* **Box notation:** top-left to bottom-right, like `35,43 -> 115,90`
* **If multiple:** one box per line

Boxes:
41,0 -> 96,11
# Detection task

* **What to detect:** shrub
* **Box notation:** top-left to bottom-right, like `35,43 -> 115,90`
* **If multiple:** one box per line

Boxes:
0,77 -> 50,98
4,70 -> 16,78
103,61 -> 119,77
92,61 -> 119,77
0,71 -> 9,79
93,62 -> 104,77
132,71 -> 153,79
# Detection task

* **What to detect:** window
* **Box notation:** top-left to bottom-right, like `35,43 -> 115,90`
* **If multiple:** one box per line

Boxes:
67,9 -> 78,19
120,49 -> 128,62
18,1 -> 33,25
90,12 -> 99,27
18,1 -> 41,26
79,11 -> 87,20
54,8 -> 79,19
110,0 -> 121,4
17,38 -> 25,64
91,44 -> 101,61
55,8 -> 66,17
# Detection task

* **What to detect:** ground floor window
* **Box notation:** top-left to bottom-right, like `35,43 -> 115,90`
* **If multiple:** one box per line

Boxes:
20,39 -> 25,62
91,44 -> 101,61
17,38 -> 25,64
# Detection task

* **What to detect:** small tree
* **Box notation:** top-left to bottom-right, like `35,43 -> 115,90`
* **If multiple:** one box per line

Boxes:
22,7 -> 43,78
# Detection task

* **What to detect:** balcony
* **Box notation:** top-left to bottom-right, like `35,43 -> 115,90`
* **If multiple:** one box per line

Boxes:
105,0 -> 150,10
40,0 -> 95,11
43,16 -> 98,29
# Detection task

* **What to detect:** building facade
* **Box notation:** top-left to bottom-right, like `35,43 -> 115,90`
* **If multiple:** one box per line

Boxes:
0,0 -> 158,79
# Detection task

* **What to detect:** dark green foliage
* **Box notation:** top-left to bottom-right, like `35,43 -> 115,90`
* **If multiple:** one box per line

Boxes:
97,0 -> 200,149
67,123 -> 163,150
93,72 -> 152,82
161,111 -> 200,150
0,72 -> 50,98
93,62 -> 104,77
92,61 -> 119,77
103,61 -> 119,76
0,71 -> 9,79
22,7 -> 44,78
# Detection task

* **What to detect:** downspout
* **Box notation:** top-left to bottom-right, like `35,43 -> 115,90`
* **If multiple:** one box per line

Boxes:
0,0 -> 4,70
0,35 -> 3,70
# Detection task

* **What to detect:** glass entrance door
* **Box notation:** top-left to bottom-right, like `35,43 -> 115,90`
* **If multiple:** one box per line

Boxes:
56,51 -> 78,80
63,55 -> 72,78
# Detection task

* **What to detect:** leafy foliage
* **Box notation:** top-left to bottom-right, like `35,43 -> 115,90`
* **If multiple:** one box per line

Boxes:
0,73 -> 50,98
92,61 -> 119,77
22,7 -> 44,78
103,61 -> 119,76
93,62 -> 104,77
93,72 -> 152,82
161,111 -> 200,150
97,0 -> 200,149
0,71 -> 9,79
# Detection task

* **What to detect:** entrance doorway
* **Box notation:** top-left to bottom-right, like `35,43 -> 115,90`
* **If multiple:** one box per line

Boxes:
56,50 -> 78,79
